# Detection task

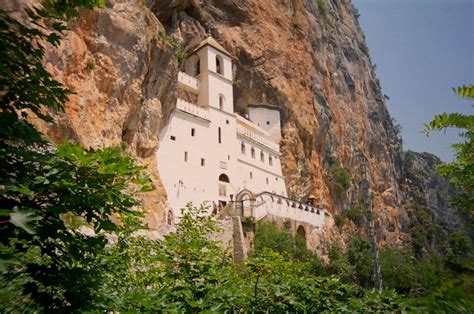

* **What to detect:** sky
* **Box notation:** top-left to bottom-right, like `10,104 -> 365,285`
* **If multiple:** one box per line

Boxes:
352,0 -> 473,161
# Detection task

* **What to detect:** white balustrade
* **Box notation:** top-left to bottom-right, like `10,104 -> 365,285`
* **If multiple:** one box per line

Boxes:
251,192 -> 328,228
178,71 -> 200,92
176,98 -> 210,120
236,124 -> 280,152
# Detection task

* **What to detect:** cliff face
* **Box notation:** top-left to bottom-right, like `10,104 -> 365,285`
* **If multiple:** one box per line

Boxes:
152,0 -> 405,245
30,0 -> 410,243
400,151 -> 462,253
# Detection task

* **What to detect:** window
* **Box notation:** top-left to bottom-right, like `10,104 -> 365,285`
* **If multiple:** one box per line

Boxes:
191,128 -> 195,137
266,121 -> 270,125
184,151 -> 188,162
194,59 -> 200,76
201,158 -> 205,166
266,178 -> 269,184
170,135 -> 176,141
218,173 -> 230,183
218,127 -> 222,143
219,95 -> 225,110
228,155 -> 230,160
251,147 -> 255,158
226,119 -> 230,124
216,55 -> 223,74
219,184 -> 226,197
249,172 -> 253,179
260,151 -> 264,162
241,142 -> 246,154
167,210 -> 174,225
269,156 -> 273,166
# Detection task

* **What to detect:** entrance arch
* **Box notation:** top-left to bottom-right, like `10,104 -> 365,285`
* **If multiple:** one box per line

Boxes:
235,189 -> 256,217
296,225 -> 306,243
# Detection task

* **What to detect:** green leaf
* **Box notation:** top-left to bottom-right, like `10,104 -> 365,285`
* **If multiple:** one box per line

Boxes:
9,207 -> 42,234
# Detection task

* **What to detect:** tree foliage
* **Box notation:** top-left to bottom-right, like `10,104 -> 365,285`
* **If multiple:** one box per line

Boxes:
0,2 -> 150,312
424,84 -> 473,224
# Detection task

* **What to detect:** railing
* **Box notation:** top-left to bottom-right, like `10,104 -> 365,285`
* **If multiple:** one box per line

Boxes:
251,192 -> 328,227
176,98 -> 210,121
236,124 -> 280,152
178,71 -> 200,93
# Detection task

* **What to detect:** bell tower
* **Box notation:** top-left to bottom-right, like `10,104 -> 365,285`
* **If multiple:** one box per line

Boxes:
185,37 -> 234,113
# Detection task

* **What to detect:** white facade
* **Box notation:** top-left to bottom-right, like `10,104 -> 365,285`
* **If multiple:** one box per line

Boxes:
157,38 -> 287,220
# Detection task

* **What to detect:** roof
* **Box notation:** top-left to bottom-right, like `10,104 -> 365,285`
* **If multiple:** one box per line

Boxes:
192,37 -> 232,57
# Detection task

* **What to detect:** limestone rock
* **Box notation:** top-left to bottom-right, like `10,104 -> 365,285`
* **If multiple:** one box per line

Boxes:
8,0 -> 459,249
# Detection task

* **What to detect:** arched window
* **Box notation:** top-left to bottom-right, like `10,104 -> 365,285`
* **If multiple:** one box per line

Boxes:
216,55 -> 223,74
269,156 -> 273,166
219,173 -> 230,183
260,151 -> 264,162
194,59 -> 200,76
251,147 -> 255,158
218,127 -> 221,144
219,95 -> 225,110
241,142 -> 246,154
167,210 -> 174,225
218,173 -> 229,198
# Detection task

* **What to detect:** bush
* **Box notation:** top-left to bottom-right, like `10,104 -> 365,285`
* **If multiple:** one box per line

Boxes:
335,204 -> 365,227
253,222 -> 321,265
329,165 -> 352,198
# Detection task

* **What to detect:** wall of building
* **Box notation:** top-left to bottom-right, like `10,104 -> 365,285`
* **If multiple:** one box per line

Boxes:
248,106 -> 282,142
157,43 -> 288,222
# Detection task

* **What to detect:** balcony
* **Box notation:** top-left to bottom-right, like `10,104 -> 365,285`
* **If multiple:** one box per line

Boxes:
236,124 -> 280,152
178,71 -> 200,94
176,98 -> 210,121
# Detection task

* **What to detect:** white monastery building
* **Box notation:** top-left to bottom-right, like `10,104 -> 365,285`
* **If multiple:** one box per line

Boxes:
157,37 -> 328,229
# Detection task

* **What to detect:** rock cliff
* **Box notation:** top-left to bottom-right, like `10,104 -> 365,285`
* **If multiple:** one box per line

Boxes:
400,151 -> 464,254
17,0 -> 457,247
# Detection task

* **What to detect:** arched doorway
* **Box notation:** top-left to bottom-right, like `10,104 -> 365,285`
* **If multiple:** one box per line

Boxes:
235,189 -> 256,217
218,174 -> 230,210
296,225 -> 306,245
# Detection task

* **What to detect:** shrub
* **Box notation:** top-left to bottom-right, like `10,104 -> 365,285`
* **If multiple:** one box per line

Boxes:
86,59 -> 95,70
253,222 -> 319,264
157,31 -> 187,65
329,165 -> 352,198
317,0 -> 333,26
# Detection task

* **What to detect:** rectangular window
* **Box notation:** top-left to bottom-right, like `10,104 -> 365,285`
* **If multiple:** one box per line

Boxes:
201,158 -> 205,166
191,128 -> 195,137
219,183 -> 226,197
170,135 -> 176,141
266,178 -> 269,184
218,127 -> 222,144
250,172 -> 253,179
184,151 -> 188,162
266,121 -> 270,125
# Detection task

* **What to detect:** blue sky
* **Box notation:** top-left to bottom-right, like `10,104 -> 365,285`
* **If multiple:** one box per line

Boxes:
352,0 -> 473,161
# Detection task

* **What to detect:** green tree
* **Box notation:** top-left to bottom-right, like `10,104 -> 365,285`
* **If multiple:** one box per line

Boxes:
424,84 -> 473,225
0,3 -> 151,311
